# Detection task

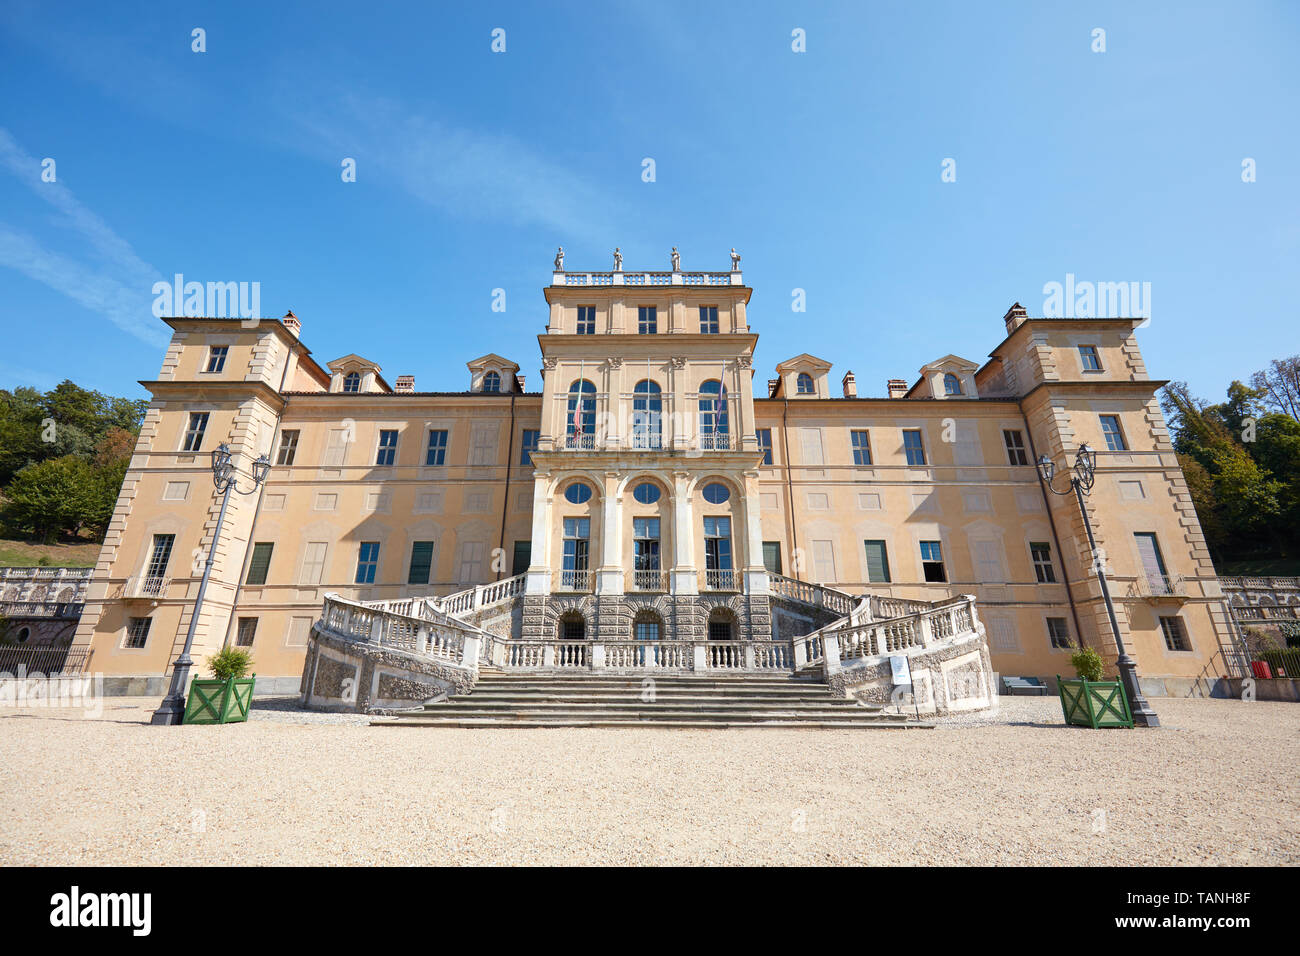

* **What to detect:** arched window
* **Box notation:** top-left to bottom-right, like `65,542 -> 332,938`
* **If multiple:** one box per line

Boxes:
632,380 -> 662,449
634,611 -> 663,665
796,372 -> 815,395
482,370 -> 501,393
566,379 -> 596,448
943,373 -> 963,396
698,379 -> 729,449
707,608 -> 736,642
342,371 -> 361,393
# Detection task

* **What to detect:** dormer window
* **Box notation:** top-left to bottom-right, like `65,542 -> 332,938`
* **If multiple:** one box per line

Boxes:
342,371 -> 361,393
482,370 -> 501,393
943,373 -> 963,396
796,373 -> 815,395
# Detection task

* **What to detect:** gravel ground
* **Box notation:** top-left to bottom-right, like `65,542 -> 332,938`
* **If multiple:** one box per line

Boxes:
1,695 -> 1295,866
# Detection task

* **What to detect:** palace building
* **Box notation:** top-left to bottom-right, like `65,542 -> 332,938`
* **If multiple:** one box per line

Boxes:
70,256 -> 1238,704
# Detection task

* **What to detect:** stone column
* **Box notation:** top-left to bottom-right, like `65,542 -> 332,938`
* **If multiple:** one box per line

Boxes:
597,471 -> 624,595
525,472 -> 552,596
740,469 -> 768,596
671,471 -> 697,595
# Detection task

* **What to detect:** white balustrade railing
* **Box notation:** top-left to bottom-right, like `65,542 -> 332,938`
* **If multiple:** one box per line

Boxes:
702,568 -> 742,592
319,593 -> 481,670
767,573 -> 856,616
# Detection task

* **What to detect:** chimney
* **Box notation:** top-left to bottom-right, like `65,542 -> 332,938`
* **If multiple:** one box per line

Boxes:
768,378 -> 780,397
394,375 -> 415,393
887,379 -> 908,399
281,310 -> 301,338
516,374 -> 526,392
842,370 -> 857,398
1003,301 -> 1028,334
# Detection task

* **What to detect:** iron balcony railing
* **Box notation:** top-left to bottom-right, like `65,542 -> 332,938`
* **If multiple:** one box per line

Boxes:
120,575 -> 171,599
631,569 -> 668,592
557,569 -> 593,592
702,568 -> 742,592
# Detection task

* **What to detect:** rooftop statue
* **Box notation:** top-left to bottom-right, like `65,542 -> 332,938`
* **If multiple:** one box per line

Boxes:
613,247 -> 623,271
554,246 -> 565,271
671,247 -> 680,271
730,247 -> 741,271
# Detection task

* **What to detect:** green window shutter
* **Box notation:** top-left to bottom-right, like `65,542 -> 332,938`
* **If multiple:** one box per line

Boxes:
864,540 -> 890,583
408,541 -> 435,585
512,541 -> 532,576
245,542 -> 274,585
762,542 -> 782,575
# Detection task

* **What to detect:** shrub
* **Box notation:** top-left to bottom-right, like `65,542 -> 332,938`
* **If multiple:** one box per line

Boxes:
206,647 -> 254,681
1069,644 -> 1105,682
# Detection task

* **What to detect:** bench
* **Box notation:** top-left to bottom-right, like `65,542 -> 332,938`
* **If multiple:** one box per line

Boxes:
1001,676 -> 1049,696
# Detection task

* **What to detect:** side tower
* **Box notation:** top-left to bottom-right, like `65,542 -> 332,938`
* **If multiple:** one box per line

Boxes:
520,256 -> 774,649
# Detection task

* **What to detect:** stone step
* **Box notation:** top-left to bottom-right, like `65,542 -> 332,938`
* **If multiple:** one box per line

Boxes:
457,692 -> 856,705
377,717 -> 932,730
434,701 -> 876,714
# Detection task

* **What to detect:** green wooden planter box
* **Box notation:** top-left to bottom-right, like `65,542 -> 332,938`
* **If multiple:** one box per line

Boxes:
1057,675 -> 1133,729
182,676 -> 256,725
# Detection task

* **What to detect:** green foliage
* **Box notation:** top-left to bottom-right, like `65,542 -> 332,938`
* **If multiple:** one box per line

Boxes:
1161,363 -> 1300,565
206,647 -> 254,681
1069,644 -> 1105,682
0,381 -> 144,543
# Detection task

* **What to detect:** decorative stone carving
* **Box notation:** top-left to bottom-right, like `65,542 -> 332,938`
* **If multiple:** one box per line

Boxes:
730,247 -> 741,271
670,356 -> 687,369
607,357 -> 623,369
613,247 -> 622,271
670,247 -> 680,271
554,247 -> 565,271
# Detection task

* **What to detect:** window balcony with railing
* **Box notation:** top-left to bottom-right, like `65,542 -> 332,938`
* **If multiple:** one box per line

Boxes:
698,432 -> 733,451
557,569 -> 592,592
1129,572 -> 1189,602
121,575 -> 171,600
631,569 -> 668,592
702,568 -> 742,592
564,433 -> 598,451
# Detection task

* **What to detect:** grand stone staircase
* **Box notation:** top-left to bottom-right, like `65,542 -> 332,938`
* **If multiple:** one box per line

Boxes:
373,671 -> 932,729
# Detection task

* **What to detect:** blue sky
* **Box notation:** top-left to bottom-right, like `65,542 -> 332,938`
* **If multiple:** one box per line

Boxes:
1,0 -> 1296,402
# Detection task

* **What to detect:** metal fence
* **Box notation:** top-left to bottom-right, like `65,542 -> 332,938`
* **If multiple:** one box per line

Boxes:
0,645 -> 89,675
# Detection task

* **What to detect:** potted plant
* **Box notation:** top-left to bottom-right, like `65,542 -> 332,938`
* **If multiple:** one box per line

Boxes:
182,647 -> 256,725
1057,644 -> 1133,729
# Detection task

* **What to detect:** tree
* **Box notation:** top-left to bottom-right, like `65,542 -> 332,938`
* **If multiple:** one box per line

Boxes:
0,457 -> 98,542
1250,355 -> 1300,420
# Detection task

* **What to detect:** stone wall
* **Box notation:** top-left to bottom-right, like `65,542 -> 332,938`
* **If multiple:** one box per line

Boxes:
521,592 -> 775,642
299,628 -> 475,714
827,628 -> 996,716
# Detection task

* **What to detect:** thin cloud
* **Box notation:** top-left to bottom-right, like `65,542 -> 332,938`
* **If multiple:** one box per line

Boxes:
0,127 -> 164,344
294,96 -> 621,237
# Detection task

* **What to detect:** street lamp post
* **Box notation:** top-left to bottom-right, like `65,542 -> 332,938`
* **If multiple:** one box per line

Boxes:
1037,444 -> 1160,728
151,443 -> 270,726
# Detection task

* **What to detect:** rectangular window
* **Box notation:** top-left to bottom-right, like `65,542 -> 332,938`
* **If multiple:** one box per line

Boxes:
1100,414 -> 1127,451
124,617 -> 152,649
756,428 -> 773,465
245,542 -> 274,585
1046,617 -> 1071,649
1079,345 -> 1102,371
425,429 -> 448,466
457,541 -> 485,584
638,305 -> 657,334
703,516 -> 732,570
1030,542 -> 1056,583
920,540 -> 946,582
182,412 -> 209,452
576,305 -> 596,334
355,542 -> 380,584
235,617 -> 257,647
699,305 -> 719,334
851,430 -> 873,465
145,533 -> 175,581
762,541 -> 782,575
375,429 -> 398,466
863,540 -> 891,583
812,539 -> 836,583
562,519 -> 590,589
322,427 -> 349,467
1003,429 -> 1028,466
1159,616 -> 1189,651
204,346 -> 228,373
511,540 -> 531,576
520,429 -> 540,466
1134,532 -> 1170,594
633,517 -> 661,573
300,541 -> 328,585
407,541 -> 435,585
469,424 -> 497,466
903,429 -> 926,466
276,429 -> 299,466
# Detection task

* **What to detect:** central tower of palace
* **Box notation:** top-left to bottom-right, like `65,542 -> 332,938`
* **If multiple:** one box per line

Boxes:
520,254 -> 774,648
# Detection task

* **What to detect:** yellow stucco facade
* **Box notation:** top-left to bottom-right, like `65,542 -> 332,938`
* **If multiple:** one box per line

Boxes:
72,266 -> 1236,690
